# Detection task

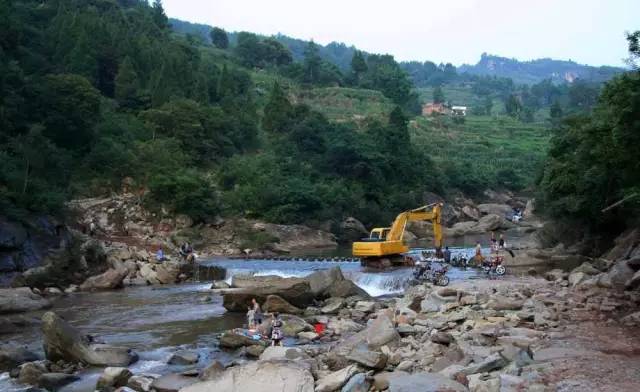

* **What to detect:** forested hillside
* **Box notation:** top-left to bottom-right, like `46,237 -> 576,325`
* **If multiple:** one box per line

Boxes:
0,0 -> 427,228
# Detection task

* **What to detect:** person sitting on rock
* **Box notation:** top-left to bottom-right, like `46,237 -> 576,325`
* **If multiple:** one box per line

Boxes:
271,313 -> 283,346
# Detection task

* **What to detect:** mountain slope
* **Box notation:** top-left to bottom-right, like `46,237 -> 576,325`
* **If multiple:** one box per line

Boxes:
458,53 -> 624,85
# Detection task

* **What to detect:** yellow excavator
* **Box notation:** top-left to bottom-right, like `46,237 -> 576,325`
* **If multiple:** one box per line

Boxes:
352,203 -> 443,268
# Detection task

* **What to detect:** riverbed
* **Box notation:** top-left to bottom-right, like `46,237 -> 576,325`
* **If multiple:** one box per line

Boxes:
1,249 -> 485,392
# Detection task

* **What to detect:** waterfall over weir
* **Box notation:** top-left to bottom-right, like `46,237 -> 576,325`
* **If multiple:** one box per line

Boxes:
199,258 -> 479,297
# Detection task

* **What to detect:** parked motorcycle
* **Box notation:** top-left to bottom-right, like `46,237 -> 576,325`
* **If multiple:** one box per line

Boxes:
411,262 -> 450,286
482,255 -> 506,276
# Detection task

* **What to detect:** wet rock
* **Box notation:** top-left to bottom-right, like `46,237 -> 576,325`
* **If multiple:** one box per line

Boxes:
341,372 -> 370,392
211,280 -> 230,289
321,297 -> 345,314
127,375 -> 155,391
42,311 -> 138,366
388,372 -> 468,392
39,372 -> 79,390
96,367 -> 133,391
168,350 -> 199,365
182,360 -> 314,392
316,364 -> 359,392
0,346 -> 39,372
346,348 -> 387,369
0,287 -> 51,314
199,360 -> 224,381
80,268 -> 128,291
151,373 -> 198,392
366,314 -> 399,349
219,332 -> 263,349
259,346 -> 309,361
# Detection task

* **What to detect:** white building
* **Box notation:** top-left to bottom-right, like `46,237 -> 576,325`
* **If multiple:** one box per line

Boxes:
451,106 -> 467,116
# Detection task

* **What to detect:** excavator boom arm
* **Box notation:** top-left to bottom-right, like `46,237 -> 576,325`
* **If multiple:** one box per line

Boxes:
386,204 -> 443,248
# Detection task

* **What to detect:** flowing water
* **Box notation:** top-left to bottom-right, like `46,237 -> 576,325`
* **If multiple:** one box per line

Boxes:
1,247 -> 486,391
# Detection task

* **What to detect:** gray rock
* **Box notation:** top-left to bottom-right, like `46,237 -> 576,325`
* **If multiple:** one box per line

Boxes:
321,297 -> 345,314
127,375 -> 155,392
0,346 -> 39,372
0,288 -> 51,314
219,332 -> 263,349
486,298 -> 523,311
263,294 -> 302,314
354,301 -> 375,313
366,315 -> 399,349
544,269 -> 566,281
316,364 -> 359,392
259,346 -> 309,361
325,279 -> 370,299
571,262 -> 600,275
42,311 -> 138,366
346,348 -> 387,369
181,360 -> 314,392
625,270 -> 640,290
245,345 -> 266,358
306,267 -> 345,296
297,331 -> 319,341
222,276 -> 314,311
96,367 -> 132,391
341,372 -> 370,392
199,360 -> 224,381
18,361 -> 48,385
598,261 -> 635,289
388,372 -> 469,392
280,314 -> 313,337
568,271 -> 588,287
80,268 -> 128,291
151,373 -> 198,392
430,331 -> 454,345
211,280 -> 230,289
168,350 -> 199,365
460,353 -> 508,375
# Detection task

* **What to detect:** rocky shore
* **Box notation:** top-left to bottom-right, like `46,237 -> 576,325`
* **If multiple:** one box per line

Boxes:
3,234 -> 640,392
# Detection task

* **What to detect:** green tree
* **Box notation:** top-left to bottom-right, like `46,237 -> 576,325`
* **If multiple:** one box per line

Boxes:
39,74 -> 102,152
350,50 -> 367,85
302,41 -> 321,84
432,86 -> 445,104
549,100 -> 563,124
114,56 -> 141,109
262,82 -> 294,133
152,0 -> 169,30
505,94 -> 522,117
210,27 -> 228,49
483,96 -> 493,115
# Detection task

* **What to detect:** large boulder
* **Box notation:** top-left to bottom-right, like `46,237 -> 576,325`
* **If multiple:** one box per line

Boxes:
42,311 -> 138,366
168,350 -> 199,365
223,275 -> 314,311
605,229 -> 639,261
305,267 -> 345,297
252,222 -> 337,253
0,287 -> 51,314
475,214 -> 511,232
325,279 -> 370,299
281,314 -> 313,337
315,364 -> 359,392
263,294 -> 302,314
388,372 -> 468,392
477,203 -> 513,217
151,373 -> 198,392
366,314 -> 399,349
346,348 -> 387,369
259,346 -> 309,361
181,360 -> 314,392
80,268 -> 127,291
598,261 -> 635,289
340,217 -> 369,242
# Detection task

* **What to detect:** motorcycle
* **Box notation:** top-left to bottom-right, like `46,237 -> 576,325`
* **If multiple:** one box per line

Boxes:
482,255 -> 506,276
411,262 -> 450,286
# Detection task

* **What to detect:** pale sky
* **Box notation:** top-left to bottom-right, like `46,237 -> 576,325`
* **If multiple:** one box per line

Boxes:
162,0 -> 638,67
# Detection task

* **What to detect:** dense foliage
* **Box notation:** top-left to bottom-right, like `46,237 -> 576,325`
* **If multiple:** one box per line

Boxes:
538,34 -> 640,230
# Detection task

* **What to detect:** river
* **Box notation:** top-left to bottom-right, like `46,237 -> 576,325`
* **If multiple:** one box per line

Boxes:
1,247 -> 486,392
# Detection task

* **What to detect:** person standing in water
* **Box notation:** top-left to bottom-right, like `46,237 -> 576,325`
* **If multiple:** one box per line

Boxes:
251,298 -> 262,325
271,312 -> 283,346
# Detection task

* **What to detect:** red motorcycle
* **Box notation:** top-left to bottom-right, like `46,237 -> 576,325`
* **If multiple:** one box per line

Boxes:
482,255 -> 506,275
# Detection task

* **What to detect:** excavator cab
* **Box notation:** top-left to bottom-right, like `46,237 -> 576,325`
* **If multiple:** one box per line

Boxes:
365,228 -> 391,242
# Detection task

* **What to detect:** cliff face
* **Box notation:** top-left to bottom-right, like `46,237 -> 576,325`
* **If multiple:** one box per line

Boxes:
0,216 -> 71,287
